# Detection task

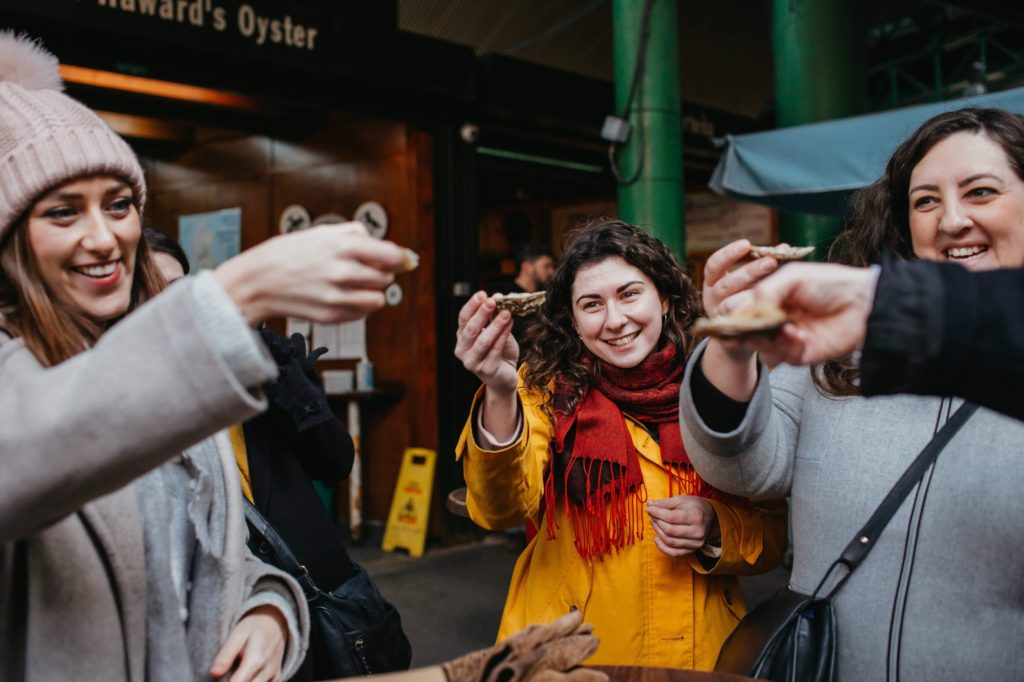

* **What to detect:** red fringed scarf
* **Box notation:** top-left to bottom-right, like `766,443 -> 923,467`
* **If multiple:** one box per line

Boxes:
544,342 -> 725,560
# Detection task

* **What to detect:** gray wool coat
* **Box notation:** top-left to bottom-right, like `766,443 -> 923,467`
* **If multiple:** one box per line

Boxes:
680,342 -> 1024,681
0,274 -> 309,681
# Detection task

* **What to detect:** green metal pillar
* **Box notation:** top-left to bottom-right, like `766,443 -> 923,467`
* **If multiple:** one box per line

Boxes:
773,0 -> 864,255
612,0 -> 685,258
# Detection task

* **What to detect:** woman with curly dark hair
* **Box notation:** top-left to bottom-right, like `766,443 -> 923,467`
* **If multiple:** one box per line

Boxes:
681,107 -> 1024,680
454,218 -> 787,669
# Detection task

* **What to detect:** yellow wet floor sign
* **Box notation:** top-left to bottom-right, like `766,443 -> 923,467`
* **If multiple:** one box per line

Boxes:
382,447 -> 436,557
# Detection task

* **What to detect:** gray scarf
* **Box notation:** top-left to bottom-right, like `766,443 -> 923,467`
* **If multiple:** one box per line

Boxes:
136,434 -> 233,681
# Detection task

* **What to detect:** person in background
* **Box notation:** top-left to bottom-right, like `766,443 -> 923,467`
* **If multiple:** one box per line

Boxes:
682,107 -> 1024,680
144,227 -> 190,281
511,242 -> 555,295
0,33 -> 409,680
144,229 -> 408,680
454,218 -> 786,669
499,242 -> 556,363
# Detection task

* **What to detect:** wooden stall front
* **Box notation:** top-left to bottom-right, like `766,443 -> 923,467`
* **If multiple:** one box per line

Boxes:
139,114 -> 438,532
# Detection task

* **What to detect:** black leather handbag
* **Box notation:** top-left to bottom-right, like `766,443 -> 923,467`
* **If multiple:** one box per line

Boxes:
714,402 -> 978,682
243,500 -> 413,678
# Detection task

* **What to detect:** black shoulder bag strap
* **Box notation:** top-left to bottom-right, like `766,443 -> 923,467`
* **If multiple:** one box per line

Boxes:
813,401 -> 979,599
242,498 -> 320,595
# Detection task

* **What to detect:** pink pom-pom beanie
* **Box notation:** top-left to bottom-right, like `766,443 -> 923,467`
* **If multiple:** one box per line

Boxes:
0,32 -> 145,242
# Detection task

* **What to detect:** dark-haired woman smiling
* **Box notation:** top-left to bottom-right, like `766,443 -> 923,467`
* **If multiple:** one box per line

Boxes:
683,107 -> 1024,680
454,218 -> 786,669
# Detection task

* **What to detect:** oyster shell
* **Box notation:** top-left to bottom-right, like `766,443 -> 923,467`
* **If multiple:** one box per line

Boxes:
691,303 -> 790,339
402,248 -> 420,272
749,244 -> 815,261
494,291 -> 546,316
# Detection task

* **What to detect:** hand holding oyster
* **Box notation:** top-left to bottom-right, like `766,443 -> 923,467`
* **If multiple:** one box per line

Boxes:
493,291 -> 546,317
691,303 -> 790,339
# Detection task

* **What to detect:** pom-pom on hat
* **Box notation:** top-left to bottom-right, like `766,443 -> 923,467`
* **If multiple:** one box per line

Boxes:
0,32 -> 145,242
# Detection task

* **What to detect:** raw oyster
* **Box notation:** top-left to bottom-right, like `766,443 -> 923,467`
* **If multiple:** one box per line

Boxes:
494,291 -> 546,316
691,303 -> 790,339
749,244 -> 815,261
402,248 -> 420,272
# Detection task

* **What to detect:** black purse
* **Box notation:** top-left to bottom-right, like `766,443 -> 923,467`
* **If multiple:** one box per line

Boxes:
243,500 -> 413,679
714,402 -> 978,682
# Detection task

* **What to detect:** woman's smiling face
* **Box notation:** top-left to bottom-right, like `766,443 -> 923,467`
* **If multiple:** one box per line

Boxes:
26,175 -> 140,322
908,131 -> 1024,271
571,256 -> 668,369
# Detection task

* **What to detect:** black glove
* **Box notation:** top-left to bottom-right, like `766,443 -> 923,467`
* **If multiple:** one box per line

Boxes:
259,330 -> 334,432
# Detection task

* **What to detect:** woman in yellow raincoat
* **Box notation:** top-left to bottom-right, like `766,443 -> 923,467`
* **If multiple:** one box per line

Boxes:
454,219 -> 787,669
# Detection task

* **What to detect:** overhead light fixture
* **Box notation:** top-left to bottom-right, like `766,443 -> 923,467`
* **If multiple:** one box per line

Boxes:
94,110 -> 194,143
476,146 -> 604,174
60,64 -> 269,111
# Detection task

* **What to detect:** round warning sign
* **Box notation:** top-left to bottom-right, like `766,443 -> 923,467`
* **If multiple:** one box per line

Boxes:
354,201 -> 388,239
385,282 -> 403,307
279,204 -> 311,234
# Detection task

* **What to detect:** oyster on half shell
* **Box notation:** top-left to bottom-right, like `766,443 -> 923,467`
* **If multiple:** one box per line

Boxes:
691,303 -> 790,339
749,244 -> 815,261
494,291 -> 547,317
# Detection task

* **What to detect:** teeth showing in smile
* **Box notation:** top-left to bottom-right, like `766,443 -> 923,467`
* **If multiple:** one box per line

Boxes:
606,332 -> 639,347
946,245 -> 987,259
73,262 -> 118,278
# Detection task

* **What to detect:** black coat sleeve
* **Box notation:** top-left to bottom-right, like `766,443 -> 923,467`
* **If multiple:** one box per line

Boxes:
256,328 -> 355,482
293,414 -> 355,483
860,260 -> 1024,421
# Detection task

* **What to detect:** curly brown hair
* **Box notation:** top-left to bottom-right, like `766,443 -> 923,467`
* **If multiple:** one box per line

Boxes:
521,218 -> 703,411
817,107 -> 1024,395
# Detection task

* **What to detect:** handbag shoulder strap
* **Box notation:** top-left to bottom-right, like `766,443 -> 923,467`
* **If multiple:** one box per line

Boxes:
242,498 -> 313,584
816,401 -> 978,598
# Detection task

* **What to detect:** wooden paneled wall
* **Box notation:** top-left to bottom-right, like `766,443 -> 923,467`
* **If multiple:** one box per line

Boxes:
140,116 -> 438,530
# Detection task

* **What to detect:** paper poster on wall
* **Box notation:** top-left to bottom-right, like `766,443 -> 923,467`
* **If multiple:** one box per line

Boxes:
178,208 -> 242,271
313,319 -> 366,359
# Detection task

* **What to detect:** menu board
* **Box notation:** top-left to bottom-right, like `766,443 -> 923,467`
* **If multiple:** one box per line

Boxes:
685,193 -> 775,253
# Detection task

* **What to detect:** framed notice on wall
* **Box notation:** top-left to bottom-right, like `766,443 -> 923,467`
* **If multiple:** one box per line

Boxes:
550,200 -> 617,252
685,193 -> 775,254
178,208 -> 242,271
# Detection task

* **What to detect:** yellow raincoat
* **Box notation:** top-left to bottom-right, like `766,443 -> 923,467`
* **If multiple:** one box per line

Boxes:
456,381 -> 787,669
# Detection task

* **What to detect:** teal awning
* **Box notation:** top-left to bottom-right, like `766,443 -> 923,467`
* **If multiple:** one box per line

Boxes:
709,87 -> 1024,216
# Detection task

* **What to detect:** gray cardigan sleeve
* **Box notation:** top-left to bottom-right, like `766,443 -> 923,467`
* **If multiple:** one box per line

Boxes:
0,272 -> 277,541
679,340 -> 802,498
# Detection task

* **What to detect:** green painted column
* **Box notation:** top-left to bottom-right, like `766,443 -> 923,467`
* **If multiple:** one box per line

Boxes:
773,0 -> 864,256
612,0 -> 685,258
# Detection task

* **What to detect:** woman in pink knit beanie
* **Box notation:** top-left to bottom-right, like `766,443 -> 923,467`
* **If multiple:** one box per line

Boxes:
0,33 -> 410,681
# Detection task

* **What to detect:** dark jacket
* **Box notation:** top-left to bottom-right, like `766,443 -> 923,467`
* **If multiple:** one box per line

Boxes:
245,330 -> 359,681
243,403 -> 356,589
861,260 -> 1024,420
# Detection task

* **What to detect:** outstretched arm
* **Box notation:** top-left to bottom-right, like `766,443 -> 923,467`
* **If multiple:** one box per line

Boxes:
742,259 -> 1024,420
860,261 -> 1024,420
